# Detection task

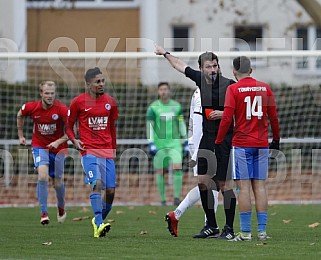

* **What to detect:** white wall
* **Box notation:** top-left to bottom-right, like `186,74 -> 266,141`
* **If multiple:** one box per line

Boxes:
139,0 -> 160,85
0,0 -> 26,83
155,0 -> 320,86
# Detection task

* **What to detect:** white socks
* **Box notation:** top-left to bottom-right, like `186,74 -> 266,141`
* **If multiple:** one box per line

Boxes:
174,186 -> 219,221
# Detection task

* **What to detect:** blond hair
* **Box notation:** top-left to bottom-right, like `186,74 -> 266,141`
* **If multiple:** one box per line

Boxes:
39,81 -> 56,92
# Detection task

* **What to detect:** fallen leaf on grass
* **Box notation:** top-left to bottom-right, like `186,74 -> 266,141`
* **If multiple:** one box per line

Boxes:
270,212 -> 277,216
72,217 -> 83,221
72,216 -> 91,221
128,206 -> 135,210
148,210 -> 157,215
42,242 -> 52,246
107,219 -> 115,223
140,230 -> 148,235
308,222 -> 320,228
116,210 -> 125,214
256,242 -> 267,246
79,207 -> 90,213
309,243 -> 315,246
136,217 -> 140,221
283,219 -> 292,224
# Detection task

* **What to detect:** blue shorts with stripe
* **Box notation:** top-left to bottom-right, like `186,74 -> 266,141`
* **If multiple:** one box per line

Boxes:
231,146 -> 269,180
81,154 -> 116,189
32,147 -> 65,179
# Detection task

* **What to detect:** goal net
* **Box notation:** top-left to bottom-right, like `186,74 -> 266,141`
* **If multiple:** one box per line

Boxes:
0,51 -> 320,206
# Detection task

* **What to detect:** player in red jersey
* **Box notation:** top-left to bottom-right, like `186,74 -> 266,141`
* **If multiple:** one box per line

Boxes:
17,81 -> 68,225
66,67 -> 118,238
215,56 -> 280,241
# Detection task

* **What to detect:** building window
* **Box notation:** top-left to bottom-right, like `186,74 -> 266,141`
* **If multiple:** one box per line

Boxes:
27,0 -> 137,8
296,26 -> 321,70
28,0 -> 134,1
234,26 -> 263,52
172,26 -> 190,52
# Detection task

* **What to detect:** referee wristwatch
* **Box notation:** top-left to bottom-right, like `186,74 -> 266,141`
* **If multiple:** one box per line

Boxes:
163,51 -> 170,58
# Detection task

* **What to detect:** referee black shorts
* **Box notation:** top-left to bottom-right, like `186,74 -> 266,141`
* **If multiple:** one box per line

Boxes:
197,132 -> 232,181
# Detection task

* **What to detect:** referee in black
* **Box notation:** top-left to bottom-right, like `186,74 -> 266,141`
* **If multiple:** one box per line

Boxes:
155,44 -> 236,239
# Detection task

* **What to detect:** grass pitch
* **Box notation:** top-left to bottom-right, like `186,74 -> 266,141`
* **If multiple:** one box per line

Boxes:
0,204 -> 320,259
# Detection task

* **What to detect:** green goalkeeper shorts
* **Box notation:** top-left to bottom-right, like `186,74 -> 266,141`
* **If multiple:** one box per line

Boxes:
153,147 -> 183,170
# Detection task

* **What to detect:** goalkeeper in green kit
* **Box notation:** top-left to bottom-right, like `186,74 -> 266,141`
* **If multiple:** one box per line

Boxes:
146,82 -> 188,206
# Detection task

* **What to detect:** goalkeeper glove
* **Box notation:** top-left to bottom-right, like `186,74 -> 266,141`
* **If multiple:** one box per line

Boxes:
148,143 -> 158,157
183,141 -> 189,157
187,159 -> 197,168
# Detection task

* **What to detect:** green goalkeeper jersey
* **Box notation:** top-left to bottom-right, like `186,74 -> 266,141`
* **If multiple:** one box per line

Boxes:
146,99 -> 187,149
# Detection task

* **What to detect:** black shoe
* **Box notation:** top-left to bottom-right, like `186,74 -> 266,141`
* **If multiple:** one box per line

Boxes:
218,225 -> 235,240
174,198 -> 180,206
196,220 -> 210,234
193,226 -> 220,239
161,201 -> 167,206
198,226 -> 206,233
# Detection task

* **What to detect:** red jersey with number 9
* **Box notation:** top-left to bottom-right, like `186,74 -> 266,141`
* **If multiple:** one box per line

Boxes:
216,77 -> 280,147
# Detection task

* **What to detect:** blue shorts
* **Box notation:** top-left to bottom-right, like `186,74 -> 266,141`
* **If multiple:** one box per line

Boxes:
32,148 -> 65,179
231,147 -> 269,180
81,154 -> 116,189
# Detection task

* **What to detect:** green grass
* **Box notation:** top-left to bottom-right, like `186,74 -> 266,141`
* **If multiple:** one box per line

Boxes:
0,204 -> 320,259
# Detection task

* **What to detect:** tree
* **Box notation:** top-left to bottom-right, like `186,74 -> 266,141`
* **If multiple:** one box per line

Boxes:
297,0 -> 321,27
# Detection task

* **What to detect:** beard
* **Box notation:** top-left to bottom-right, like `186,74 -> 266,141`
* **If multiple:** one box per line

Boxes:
205,73 -> 217,83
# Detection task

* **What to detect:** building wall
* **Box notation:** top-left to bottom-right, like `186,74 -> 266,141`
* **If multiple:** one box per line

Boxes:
2,0 -> 320,85
0,0 -> 27,83
27,8 -> 140,52
156,0 -> 321,86
158,0 -> 312,50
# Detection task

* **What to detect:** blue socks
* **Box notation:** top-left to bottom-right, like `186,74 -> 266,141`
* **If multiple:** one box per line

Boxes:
90,192 -> 103,226
240,211 -> 252,233
240,211 -> 268,233
37,180 -> 48,214
102,202 -> 112,220
257,212 -> 268,233
54,183 -> 65,209
38,180 -> 65,214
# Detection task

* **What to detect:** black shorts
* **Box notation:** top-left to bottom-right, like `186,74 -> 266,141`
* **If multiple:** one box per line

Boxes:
197,132 -> 232,181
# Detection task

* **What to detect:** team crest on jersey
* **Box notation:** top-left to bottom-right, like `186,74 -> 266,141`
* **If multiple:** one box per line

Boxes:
52,114 -> 58,120
105,104 -> 111,110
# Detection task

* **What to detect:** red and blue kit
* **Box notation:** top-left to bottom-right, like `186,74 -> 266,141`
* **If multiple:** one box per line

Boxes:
66,92 -> 118,158
216,77 -> 280,147
20,100 -> 68,154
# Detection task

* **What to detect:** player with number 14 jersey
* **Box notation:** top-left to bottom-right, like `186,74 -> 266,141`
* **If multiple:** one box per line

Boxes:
216,77 -> 279,147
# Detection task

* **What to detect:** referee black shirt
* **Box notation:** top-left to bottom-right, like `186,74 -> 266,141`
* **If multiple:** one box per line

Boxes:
185,66 -> 234,137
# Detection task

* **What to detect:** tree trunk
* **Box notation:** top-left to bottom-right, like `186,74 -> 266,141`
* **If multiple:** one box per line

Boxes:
297,0 -> 321,26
